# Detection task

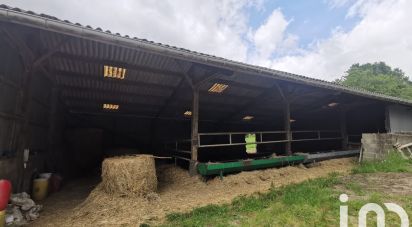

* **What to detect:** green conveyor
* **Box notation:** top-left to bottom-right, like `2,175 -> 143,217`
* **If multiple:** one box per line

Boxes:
197,155 -> 306,176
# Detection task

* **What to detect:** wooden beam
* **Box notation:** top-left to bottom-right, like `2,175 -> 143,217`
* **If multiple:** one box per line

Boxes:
273,82 -> 293,155
217,82 -> 281,122
174,59 -> 194,89
64,97 -> 164,108
33,37 -> 72,68
63,91 -> 247,112
57,71 -> 253,107
154,63 -> 195,118
69,109 -> 222,123
212,78 -> 269,91
195,72 -> 221,87
1,27 -> 55,82
290,94 -> 338,112
0,27 -> 45,191
0,74 -> 19,89
47,87 -> 59,165
17,69 -> 36,192
0,111 -> 23,121
340,109 -> 348,150
59,82 -> 172,99
60,89 -> 167,104
56,70 -> 176,90
0,28 -> 32,68
273,81 -> 286,101
284,101 -> 292,155
288,90 -> 327,104
189,87 -> 200,175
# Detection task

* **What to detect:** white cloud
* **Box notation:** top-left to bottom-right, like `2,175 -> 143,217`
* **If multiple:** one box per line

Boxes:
0,0 -> 264,62
325,0 -> 352,8
269,0 -> 412,80
251,9 -> 289,59
1,0 -> 411,81
247,8 -> 300,68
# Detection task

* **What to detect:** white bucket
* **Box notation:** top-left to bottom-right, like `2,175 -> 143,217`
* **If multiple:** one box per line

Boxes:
39,173 -> 52,179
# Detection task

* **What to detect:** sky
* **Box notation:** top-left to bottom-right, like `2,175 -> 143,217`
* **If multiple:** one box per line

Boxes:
1,0 -> 412,81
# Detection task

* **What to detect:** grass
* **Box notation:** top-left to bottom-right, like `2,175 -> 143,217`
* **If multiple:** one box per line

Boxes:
352,151 -> 412,174
159,154 -> 412,227
162,173 -> 343,227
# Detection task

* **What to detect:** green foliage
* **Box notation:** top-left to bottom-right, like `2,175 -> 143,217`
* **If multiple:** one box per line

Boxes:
345,182 -> 364,195
336,62 -> 412,100
160,153 -> 412,227
165,204 -> 231,226
352,151 -> 412,174
161,167 -> 412,227
162,174 -> 343,227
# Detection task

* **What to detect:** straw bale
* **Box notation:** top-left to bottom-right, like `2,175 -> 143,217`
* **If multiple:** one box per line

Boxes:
101,155 -> 157,196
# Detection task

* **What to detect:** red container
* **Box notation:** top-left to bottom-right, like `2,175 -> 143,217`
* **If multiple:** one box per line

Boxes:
0,179 -> 11,211
49,174 -> 63,194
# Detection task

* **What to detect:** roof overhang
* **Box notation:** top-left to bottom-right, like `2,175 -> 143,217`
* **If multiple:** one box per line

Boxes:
0,5 -> 411,124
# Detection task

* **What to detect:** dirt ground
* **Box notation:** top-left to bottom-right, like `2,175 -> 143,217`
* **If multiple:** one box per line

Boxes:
340,172 -> 412,196
30,158 -> 354,226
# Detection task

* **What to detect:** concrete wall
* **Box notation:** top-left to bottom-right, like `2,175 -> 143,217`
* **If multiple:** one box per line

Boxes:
387,105 -> 412,133
361,133 -> 412,161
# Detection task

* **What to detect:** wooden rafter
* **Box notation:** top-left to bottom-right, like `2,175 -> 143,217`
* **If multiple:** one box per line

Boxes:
59,84 -> 172,98
174,59 -> 194,89
54,52 -> 183,78
217,81 -> 283,122
33,36 -> 72,68
154,61 -> 194,118
0,27 -> 56,82
56,70 -> 177,90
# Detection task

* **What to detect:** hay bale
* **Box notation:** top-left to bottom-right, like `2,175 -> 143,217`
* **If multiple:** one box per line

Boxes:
101,155 -> 157,196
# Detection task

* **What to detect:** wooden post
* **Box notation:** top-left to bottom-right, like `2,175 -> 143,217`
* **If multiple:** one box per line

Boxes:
17,68 -> 35,192
284,101 -> 292,155
189,87 -> 199,175
47,87 -> 59,167
340,110 -> 348,150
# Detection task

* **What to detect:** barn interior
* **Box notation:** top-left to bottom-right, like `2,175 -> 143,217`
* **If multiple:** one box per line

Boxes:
0,5 -> 410,193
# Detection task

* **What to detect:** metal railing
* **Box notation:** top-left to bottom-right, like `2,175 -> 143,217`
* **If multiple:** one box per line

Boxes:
164,139 -> 191,162
347,134 -> 362,146
197,130 -> 342,148
165,130 -> 343,162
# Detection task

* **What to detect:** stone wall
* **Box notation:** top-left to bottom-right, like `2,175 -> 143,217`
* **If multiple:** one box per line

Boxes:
361,133 -> 412,161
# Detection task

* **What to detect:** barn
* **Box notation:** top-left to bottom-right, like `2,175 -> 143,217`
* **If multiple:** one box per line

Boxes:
1,5 -> 412,193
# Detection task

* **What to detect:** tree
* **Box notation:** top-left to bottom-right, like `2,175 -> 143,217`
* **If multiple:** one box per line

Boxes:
335,62 -> 412,100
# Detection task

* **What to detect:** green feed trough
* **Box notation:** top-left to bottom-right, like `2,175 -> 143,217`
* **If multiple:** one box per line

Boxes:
197,155 -> 306,176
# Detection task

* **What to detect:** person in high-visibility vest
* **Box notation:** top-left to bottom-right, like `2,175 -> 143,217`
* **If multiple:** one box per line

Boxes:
245,133 -> 257,154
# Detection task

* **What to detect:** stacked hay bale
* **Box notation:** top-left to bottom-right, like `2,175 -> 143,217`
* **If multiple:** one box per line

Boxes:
101,155 -> 157,196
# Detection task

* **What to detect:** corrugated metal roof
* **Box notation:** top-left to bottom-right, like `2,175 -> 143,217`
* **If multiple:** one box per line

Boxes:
0,4 -> 411,123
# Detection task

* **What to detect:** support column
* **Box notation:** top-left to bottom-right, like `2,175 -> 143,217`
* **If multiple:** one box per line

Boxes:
189,87 -> 199,175
17,68 -> 35,192
284,101 -> 292,155
340,110 -> 348,150
47,87 -> 59,169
